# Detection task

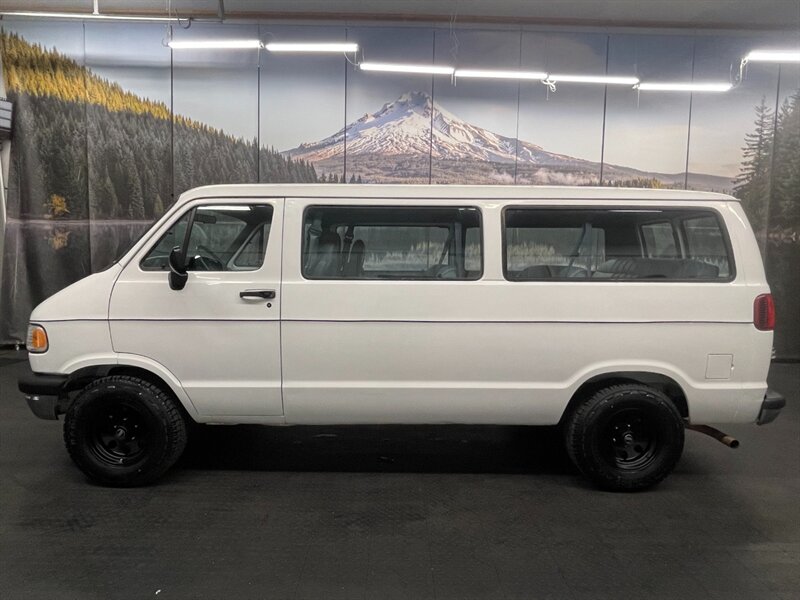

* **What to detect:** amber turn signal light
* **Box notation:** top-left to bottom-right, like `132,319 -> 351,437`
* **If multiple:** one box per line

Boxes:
26,324 -> 49,353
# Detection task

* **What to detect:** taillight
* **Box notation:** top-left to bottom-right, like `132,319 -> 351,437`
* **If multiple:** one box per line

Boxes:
754,294 -> 775,331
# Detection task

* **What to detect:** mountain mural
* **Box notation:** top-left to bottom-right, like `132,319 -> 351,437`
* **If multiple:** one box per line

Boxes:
286,90 -> 733,190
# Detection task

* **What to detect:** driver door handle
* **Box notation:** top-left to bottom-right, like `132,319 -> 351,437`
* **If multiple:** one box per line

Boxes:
239,289 -> 276,300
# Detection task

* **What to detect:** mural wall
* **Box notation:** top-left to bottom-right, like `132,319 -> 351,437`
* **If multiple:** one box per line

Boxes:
0,19 -> 798,357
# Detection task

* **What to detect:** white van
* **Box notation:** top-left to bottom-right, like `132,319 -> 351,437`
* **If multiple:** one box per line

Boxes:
19,185 -> 784,491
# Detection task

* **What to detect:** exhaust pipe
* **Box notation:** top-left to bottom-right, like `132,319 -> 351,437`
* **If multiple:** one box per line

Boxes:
686,424 -> 740,449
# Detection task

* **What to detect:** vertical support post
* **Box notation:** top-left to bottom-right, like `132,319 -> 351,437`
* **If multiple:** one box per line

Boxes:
0,54 -> 9,311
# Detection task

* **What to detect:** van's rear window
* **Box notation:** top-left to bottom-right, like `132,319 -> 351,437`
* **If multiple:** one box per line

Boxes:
503,207 -> 734,282
302,206 -> 482,280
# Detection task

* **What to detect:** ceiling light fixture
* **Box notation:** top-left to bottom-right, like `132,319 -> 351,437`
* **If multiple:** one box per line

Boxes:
546,74 -> 640,85
265,42 -> 358,53
744,49 -> 800,63
0,10 -> 177,21
636,82 -> 732,92
359,62 -> 454,75
454,69 -> 548,80
168,40 -> 262,50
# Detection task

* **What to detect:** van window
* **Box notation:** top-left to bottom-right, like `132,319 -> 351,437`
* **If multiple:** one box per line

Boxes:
302,206 -> 482,280
504,208 -> 733,281
683,215 -> 731,278
140,212 -> 190,270
141,205 -> 273,271
641,222 -> 679,258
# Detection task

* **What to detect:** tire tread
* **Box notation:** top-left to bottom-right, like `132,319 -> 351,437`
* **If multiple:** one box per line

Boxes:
565,383 -> 684,492
64,375 -> 187,487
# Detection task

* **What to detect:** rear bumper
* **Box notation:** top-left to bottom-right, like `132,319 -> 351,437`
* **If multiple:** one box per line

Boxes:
757,388 -> 786,425
18,369 -> 68,421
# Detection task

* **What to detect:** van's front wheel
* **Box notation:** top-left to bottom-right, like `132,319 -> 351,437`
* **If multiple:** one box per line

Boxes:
565,384 -> 684,492
64,376 -> 188,487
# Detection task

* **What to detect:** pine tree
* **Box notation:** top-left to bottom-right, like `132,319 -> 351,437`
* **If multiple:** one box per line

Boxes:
92,168 -> 118,218
735,98 -> 775,237
770,93 -> 800,233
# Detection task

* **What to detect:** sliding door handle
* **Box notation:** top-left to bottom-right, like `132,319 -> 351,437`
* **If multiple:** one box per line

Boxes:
239,289 -> 276,300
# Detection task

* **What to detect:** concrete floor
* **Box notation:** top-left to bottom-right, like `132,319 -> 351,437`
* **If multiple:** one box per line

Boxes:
0,350 -> 798,600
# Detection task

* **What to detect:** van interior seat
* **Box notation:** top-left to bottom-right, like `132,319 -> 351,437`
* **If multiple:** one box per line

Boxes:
592,257 -> 719,279
514,264 -> 589,279
343,239 -> 366,278
308,230 -> 341,277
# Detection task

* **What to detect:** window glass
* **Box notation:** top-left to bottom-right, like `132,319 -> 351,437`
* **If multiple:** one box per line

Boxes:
684,215 -> 730,278
302,206 -> 482,280
641,222 -> 679,258
504,208 -> 732,281
139,212 -> 190,270
141,204 -> 273,271
232,223 -> 271,270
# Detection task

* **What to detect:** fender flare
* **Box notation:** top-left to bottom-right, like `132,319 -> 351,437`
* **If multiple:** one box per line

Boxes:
62,353 -> 200,420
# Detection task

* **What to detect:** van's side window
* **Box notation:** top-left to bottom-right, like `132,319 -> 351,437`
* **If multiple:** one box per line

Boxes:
302,206 -> 482,280
504,208 -> 733,281
141,205 -> 273,271
683,215 -> 731,278
641,222 -> 679,258
140,212 -> 190,270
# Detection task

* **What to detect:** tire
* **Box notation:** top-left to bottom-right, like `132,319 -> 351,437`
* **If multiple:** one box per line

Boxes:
565,384 -> 684,492
64,375 -> 188,487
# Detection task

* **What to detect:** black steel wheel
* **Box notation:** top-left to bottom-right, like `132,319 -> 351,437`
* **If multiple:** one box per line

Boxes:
64,375 -> 188,487
565,384 -> 684,492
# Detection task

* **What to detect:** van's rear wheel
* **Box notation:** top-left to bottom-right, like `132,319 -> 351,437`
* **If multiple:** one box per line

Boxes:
565,384 -> 684,492
64,375 -> 187,487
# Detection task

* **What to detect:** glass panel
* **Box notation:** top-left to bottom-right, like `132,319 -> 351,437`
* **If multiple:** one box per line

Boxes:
683,215 -> 730,277
303,206 -> 482,280
641,222 -> 679,258
140,212 -> 191,270
505,208 -> 731,281
232,223 -> 271,269
141,205 -> 272,271
185,205 -> 272,271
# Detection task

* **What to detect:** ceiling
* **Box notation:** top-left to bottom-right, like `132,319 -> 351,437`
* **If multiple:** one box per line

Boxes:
1,0 -> 799,31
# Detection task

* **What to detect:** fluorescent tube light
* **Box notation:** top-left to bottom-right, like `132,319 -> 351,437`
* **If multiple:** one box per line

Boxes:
454,69 -> 548,80
0,10 -> 176,21
265,42 -> 358,53
745,50 -> 800,63
168,40 -> 262,50
359,62 -> 454,75
636,82 -> 732,92
547,74 -> 640,85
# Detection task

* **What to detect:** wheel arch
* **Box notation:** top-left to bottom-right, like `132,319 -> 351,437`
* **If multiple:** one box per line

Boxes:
63,357 -> 199,422
560,370 -> 689,426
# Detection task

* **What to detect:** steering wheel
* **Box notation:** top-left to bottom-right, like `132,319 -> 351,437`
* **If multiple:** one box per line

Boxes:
193,244 -> 224,271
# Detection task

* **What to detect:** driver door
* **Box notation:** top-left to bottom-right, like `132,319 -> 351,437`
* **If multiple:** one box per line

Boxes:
109,199 -> 284,418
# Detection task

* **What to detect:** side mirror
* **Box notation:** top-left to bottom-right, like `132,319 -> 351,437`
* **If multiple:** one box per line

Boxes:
168,246 -> 188,291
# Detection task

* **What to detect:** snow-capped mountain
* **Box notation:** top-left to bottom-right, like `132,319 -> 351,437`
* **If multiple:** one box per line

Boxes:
284,91 -> 733,190
286,90 -> 588,168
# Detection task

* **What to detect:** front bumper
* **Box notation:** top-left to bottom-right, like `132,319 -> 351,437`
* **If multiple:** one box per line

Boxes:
757,388 -> 786,425
18,369 -> 68,420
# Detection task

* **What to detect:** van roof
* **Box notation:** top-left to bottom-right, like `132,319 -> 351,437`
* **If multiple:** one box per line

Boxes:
179,184 -> 737,204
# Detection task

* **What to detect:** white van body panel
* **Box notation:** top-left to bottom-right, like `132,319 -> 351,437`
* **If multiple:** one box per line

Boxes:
279,195 -> 770,425
24,185 -> 773,426
28,265 -> 119,374
108,197 -> 285,418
